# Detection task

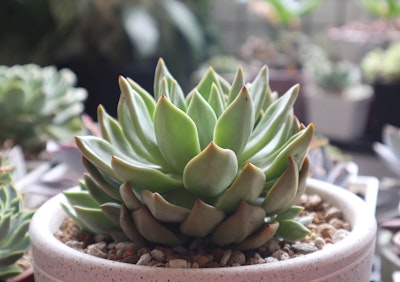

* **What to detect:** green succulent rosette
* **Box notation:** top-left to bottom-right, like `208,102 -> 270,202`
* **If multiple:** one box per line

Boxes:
0,165 -> 34,280
0,64 -> 87,154
63,59 -> 314,251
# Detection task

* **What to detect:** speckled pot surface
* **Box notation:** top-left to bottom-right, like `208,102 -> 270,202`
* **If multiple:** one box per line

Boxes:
30,178 -> 377,282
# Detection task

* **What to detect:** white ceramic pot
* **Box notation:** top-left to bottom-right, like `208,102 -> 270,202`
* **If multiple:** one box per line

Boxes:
304,84 -> 373,143
30,178 -> 377,282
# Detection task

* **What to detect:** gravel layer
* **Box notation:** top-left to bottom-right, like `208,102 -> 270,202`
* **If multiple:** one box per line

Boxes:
55,193 -> 351,268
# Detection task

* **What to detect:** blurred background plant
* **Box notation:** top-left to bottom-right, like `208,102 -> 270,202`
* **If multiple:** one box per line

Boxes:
361,43 -> 400,141
0,64 -> 87,158
302,41 -> 362,92
244,0 -> 321,70
0,0 -> 218,119
360,0 -> 400,19
305,57 -> 361,94
361,43 -> 400,84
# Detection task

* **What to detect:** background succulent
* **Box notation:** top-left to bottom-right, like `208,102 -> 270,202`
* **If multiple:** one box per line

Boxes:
63,59 -> 314,251
0,160 -> 34,280
0,64 -> 87,155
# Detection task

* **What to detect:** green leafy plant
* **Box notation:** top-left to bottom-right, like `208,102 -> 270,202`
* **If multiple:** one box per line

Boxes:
0,64 -> 87,155
63,59 -> 314,251
306,58 -> 361,93
0,161 -> 34,280
258,0 -> 321,27
361,43 -> 400,84
360,0 -> 400,19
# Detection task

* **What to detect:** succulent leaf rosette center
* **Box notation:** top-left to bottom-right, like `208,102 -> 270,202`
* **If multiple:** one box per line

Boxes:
63,59 -> 314,251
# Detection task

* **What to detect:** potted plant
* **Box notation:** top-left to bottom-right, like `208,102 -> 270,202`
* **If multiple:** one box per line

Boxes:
0,157 -> 34,282
361,42 -> 400,141
304,53 -> 373,143
30,59 -> 376,281
0,64 -> 87,160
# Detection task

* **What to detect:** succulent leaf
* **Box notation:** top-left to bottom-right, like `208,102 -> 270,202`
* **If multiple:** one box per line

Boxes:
212,201 -> 266,245
81,158 -> 121,201
154,58 -> 185,110
248,65 -> 270,120
276,219 -> 310,242
186,90 -> 217,149
72,206 -> 117,237
275,206 -> 304,221
97,105 -> 136,157
126,77 -> 156,117
63,190 -> 99,208
119,77 -> 164,163
227,66 -> 245,104
120,204 -> 145,246
216,162 -> 266,213
214,86 -> 255,155
132,205 -> 184,246
118,99 -> 159,164
141,190 -> 190,222
183,142 -> 238,198
239,84 -> 299,163
207,83 -> 226,118
119,182 -> 142,211
236,222 -> 279,251
154,95 -> 200,172
196,67 -> 224,101
180,199 -> 225,237
101,202 -> 122,228
111,156 -> 183,194
262,156 -> 299,215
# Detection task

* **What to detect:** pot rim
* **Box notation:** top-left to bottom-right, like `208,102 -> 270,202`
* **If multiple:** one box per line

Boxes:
30,178 -> 377,278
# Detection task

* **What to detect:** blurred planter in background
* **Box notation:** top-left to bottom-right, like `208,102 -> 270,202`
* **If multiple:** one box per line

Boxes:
361,43 -> 400,141
304,50 -> 373,143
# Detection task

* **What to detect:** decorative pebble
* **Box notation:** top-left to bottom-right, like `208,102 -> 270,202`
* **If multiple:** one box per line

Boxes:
264,257 -> 279,263
192,255 -> 212,267
151,249 -> 166,262
228,251 -> 246,265
325,207 -> 342,221
319,224 -> 337,238
220,250 -> 232,266
314,237 -> 326,249
332,229 -> 350,243
168,259 -> 189,268
137,253 -> 152,265
64,240 -> 84,250
86,243 -> 107,258
291,242 -> 319,254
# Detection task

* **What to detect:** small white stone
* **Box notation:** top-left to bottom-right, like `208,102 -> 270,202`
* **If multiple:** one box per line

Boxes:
86,243 -> 107,258
220,250 -> 232,266
333,229 -> 350,243
314,237 -> 326,249
136,253 -> 152,265
168,259 -> 189,268
150,249 -> 165,262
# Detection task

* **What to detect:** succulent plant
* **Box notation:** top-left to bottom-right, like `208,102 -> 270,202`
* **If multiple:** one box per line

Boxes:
306,59 -> 361,93
63,59 -> 314,251
0,64 -> 87,155
361,43 -> 400,84
0,161 -> 34,280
